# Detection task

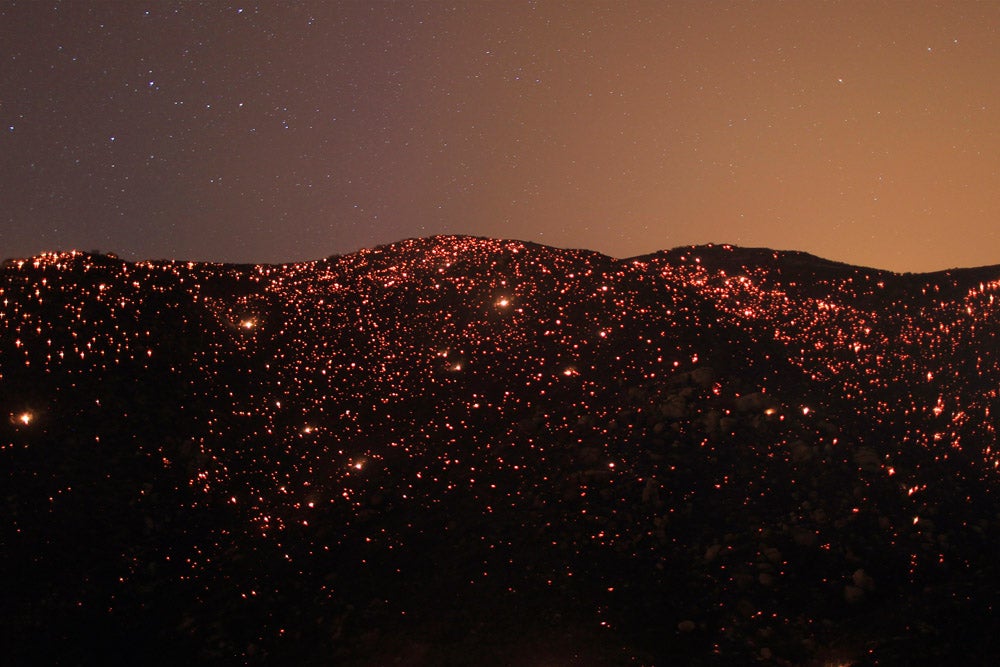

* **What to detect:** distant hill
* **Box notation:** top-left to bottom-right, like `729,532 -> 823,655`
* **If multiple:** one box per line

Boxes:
3,237 -> 1000,665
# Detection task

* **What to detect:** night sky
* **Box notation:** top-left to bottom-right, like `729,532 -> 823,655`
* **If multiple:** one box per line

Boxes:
4,1 -> 1000,272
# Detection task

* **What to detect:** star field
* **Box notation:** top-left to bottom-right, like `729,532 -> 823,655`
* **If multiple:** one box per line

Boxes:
3,1 -> 1000,271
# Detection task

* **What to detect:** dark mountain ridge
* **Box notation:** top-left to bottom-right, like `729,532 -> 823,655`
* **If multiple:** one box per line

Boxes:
3,236 -> 1000,665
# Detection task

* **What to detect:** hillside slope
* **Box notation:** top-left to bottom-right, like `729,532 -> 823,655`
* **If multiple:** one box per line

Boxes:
3,237 -> 1000,665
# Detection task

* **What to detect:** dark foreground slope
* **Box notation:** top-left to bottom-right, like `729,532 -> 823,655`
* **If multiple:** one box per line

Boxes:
3,237 -> 1000,665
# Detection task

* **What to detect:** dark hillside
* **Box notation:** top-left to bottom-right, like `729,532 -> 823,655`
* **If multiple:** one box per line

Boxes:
3,239 -> 1000,665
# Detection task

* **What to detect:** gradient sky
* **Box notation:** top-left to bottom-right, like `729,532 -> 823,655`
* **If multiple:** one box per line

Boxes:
3,1 -> 1000,271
